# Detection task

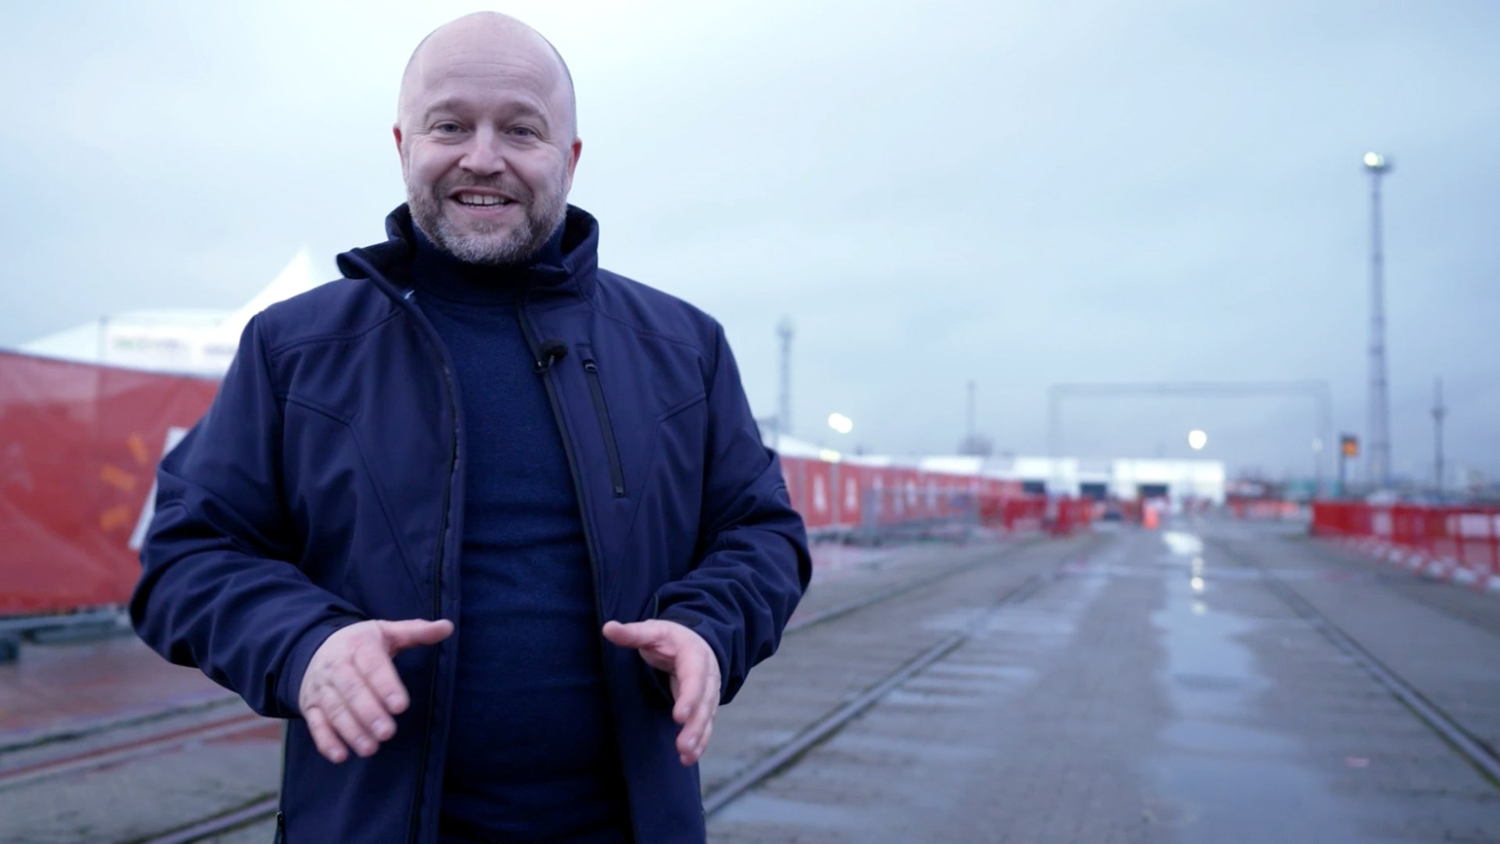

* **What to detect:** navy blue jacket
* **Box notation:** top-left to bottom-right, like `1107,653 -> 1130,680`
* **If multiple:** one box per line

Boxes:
131,205 -> 811,843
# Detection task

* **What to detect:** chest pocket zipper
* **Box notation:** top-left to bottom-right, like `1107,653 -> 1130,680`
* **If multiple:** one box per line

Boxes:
580,352 -> 627,497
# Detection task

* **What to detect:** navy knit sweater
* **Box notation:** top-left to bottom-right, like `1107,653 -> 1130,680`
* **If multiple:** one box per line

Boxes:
411,226 -> 630,842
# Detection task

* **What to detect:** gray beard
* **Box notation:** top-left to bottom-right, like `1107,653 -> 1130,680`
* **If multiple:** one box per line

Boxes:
407,190 -> 567,266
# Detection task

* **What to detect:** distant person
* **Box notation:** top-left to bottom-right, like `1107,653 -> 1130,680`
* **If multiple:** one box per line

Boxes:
131,12 -> 809,842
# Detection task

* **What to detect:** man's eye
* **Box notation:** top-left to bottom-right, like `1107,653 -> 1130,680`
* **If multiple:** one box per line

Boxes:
509,126 -> 538,138
433,122 -> 464,134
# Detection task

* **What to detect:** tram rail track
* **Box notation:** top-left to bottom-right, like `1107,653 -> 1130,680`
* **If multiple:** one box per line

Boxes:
55,526 -> 1462,840
131,552 -> 1055,843
0,538 -> 1043,791
1212,532 -> 1500,790
4,534 -> 1083,843
0,692 -> 242,758
11,526 -> 1494,841
695,533 -> 1106,818
707,523 -> 1500,825
783,536 -> 1048,635
131,795 -> 280,844
0,709 -> 268,792
702,571 -> 1055,817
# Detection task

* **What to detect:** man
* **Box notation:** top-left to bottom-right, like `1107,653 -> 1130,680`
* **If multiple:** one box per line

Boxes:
131,12 -> 809,843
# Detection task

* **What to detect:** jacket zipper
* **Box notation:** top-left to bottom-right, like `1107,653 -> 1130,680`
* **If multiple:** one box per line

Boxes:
581,354 -> 627,498
416,297 -> 458,844
516,306 -> 610,635
519,306 -> 642,840
360,282 -> 459,844
409,355 -> 457,844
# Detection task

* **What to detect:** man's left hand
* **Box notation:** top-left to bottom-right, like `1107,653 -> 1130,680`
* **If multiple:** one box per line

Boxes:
601,619 -> 720,766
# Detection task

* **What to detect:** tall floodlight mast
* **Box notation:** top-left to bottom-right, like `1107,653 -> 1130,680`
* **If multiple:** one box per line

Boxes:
776,317 -> 794,443
1363,151 -> 1393,489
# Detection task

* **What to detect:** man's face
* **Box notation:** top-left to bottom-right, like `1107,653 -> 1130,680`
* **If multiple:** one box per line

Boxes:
395,33 -> 580,265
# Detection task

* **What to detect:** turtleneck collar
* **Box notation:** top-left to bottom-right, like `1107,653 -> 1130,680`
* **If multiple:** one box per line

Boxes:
409,220 -> 567,307
336,204 -> 604,303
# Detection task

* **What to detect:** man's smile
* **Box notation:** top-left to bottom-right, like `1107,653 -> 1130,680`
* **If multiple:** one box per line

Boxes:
450,190 -> 518,212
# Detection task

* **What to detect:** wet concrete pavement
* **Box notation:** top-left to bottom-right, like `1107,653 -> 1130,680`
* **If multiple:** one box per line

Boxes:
0,631 -> 233,746
1212,520 -> 1500,758
710,520 -> 1500,842
2,521 -> 1497,842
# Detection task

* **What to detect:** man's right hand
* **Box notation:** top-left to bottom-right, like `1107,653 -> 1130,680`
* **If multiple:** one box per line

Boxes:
297,618 -> 453,764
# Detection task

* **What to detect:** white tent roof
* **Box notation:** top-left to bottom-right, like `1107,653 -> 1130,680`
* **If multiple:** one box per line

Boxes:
16,249 -> 321,375
223,249 -> 317,337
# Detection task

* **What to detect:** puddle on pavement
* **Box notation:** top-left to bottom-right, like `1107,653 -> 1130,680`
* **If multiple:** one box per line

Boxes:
883,687 -> 988,709
923,662 -> 1036,682
920,606 -> 991,633
1147,529 -> 1368,843
979,609 -> 1080,637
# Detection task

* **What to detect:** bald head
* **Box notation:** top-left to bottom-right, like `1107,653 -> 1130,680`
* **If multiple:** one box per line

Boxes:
392,12 -> 583,265
397,12 -> 577,140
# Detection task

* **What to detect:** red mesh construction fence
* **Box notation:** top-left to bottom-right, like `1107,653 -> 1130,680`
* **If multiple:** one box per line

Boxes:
0,352 -> 217,614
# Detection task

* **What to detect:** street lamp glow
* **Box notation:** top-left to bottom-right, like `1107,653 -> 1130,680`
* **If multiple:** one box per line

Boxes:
827,412 -> 854,435
1363,151 -> 1389,172
1187,429 -> 1208,450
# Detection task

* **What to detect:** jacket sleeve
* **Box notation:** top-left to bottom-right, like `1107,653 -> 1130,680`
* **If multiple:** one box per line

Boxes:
130,316 -> 365,719
653,323 -> 811,705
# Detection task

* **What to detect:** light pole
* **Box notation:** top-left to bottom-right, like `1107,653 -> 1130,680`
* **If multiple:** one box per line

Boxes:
826,413 -> 854,526
1363,151 -> 1393,490
774,317 -> 794,446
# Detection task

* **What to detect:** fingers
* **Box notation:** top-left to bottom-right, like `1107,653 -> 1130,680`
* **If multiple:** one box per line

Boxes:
354,637 -> 411,714
671,652 -> 701,724
303,705 -> 347,764
379,618 -> 454,652
333,656 -> 397,753
674,646 -> 720,766
602,620 -> 677,673
684,720 -> 714,767
299,618 -> 451,764
601,619 -> 664,649
604,619 -> 722,765
304,656 -> 392,762
323,688 -> 379,758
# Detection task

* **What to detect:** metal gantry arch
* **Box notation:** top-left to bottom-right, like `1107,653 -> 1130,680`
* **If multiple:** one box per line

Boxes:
1046,380 -> 1334,496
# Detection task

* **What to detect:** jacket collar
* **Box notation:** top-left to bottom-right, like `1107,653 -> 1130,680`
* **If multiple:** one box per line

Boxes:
337,203 -> 601,301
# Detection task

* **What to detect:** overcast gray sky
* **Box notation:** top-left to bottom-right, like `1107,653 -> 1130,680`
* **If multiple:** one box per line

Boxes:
3,0 -> 1496,486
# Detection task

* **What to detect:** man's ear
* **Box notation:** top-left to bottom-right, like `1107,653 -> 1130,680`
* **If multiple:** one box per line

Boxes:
564,137 -> 583,188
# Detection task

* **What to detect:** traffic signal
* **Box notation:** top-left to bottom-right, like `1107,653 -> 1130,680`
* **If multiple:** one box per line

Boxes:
1340,435 -> 1359,458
